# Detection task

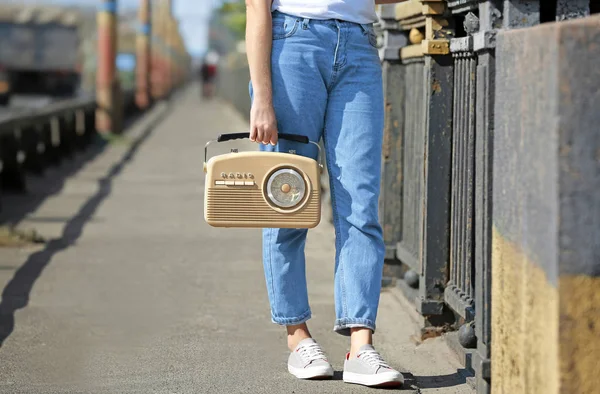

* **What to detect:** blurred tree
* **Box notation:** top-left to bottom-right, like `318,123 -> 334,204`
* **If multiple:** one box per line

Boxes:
218,0 -> 246,40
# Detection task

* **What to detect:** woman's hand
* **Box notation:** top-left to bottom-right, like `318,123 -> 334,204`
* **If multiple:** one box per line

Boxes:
246,0 -> 277,146
250,99 -> 278,145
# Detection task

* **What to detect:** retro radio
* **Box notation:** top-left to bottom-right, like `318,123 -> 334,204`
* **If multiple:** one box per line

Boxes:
203,132 -> 323,229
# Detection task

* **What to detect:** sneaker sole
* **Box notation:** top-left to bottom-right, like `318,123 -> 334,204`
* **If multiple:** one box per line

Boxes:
288,364 -> 334,380
343,371 -> 404,387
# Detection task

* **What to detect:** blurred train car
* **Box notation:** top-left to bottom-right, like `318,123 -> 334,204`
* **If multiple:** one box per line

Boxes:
0,6 -> 82,105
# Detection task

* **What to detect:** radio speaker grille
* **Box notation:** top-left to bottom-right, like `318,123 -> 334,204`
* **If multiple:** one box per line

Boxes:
206,188 -> 320,225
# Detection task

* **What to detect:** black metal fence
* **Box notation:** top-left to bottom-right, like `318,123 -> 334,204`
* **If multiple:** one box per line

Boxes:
395,59 -> 425,281
447,49 -> 477,322
211,3 -> 597,390
0,89 -> 140,208
377,1 -> 596,392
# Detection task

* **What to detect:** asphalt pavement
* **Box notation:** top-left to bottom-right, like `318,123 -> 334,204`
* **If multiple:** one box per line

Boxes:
0,86 -> 474,394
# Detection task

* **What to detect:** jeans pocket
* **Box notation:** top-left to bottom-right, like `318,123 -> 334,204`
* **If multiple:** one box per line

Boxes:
272,15 -> 300,40
360,23 -> 378,48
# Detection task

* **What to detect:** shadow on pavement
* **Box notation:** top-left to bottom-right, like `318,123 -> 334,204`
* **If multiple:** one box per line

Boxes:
407,369 -> 472,390
332,370 -> 413,391
0,98 -> 175,348
0,107 -> 151,227
0,136 -> 108,227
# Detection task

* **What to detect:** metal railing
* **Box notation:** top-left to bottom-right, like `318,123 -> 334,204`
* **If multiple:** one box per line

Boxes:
446,48 -> 477,323
377,1 -> 596,392
0,89 -> 139,199
396,59 -> 426,278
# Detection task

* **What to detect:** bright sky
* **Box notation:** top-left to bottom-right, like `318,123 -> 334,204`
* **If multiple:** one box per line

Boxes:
0,0 -> 220,56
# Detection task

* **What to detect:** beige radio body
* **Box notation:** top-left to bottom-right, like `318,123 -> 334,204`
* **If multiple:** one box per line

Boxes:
204,150 -> 322,229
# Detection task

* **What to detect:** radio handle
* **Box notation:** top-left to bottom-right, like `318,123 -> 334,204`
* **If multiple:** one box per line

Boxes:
217,132 -> 309,144
204,134 -> 324,174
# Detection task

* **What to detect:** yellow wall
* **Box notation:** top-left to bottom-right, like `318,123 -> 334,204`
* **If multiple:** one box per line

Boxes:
492,228 -> 600,394
558,276 -> 600,394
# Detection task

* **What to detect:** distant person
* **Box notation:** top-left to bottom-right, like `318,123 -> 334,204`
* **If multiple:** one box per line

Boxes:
200,51 -> 219,98
245,0 -> 406,389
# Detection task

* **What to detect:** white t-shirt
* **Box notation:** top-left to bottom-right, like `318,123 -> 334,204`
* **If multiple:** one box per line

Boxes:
271,0 -> 378,24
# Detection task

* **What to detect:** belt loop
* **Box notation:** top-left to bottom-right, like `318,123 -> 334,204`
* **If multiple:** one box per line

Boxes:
302,18 -> 309,30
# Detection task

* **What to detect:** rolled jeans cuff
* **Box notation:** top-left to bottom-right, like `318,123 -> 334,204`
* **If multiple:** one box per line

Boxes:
333,318 -> 377,337
271,309 -> 312,326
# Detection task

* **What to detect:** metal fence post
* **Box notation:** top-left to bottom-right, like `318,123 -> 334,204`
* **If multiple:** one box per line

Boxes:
390,0 -> 453,329
391,0 -> 426,309
0,132 -> 25,192
41,121 -> 60,166
22,125 -> 45,175
446,4 -> 478,329
379,4 -> 408,270
467,2 -> 503,391
417,0 -> 454,317
58,114 -> 75,158
472,1 -> 502,392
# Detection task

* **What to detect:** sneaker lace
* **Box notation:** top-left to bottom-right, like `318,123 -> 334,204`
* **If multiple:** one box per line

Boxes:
359,350 -> 391,369
298,344 -> 327,363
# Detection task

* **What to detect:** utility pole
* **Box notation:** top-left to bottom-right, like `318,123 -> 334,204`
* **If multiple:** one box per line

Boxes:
96,0 -> 121,134
136,0 -> 151,109
151,0 -> 170,99
163,0 -> 173,97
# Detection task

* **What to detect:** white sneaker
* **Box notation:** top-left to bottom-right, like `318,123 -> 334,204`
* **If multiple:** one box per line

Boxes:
343,344 -> 404,387
287,338 -> 334,379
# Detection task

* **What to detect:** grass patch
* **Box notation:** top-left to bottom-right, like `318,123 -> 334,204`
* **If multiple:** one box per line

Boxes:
0,226 -> 46,247
97,132 -> 133,146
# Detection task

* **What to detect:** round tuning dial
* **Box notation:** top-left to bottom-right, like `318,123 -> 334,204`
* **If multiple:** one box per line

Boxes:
266,168 -> 307,209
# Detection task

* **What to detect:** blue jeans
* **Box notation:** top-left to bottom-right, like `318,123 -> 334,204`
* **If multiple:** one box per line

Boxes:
249,11 -> 385,336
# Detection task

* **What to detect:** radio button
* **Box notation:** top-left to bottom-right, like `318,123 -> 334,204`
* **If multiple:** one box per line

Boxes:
215,181 -> 225,185
244,181 -> 255,186
234,181 -> 245,186
224,180 -> 235,185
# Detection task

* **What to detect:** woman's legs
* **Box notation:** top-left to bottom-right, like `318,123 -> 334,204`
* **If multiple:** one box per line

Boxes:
322,22 -> 386,350
251,12 -> 331,350
252,14 -> 385,357
250,14 -> 401,385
